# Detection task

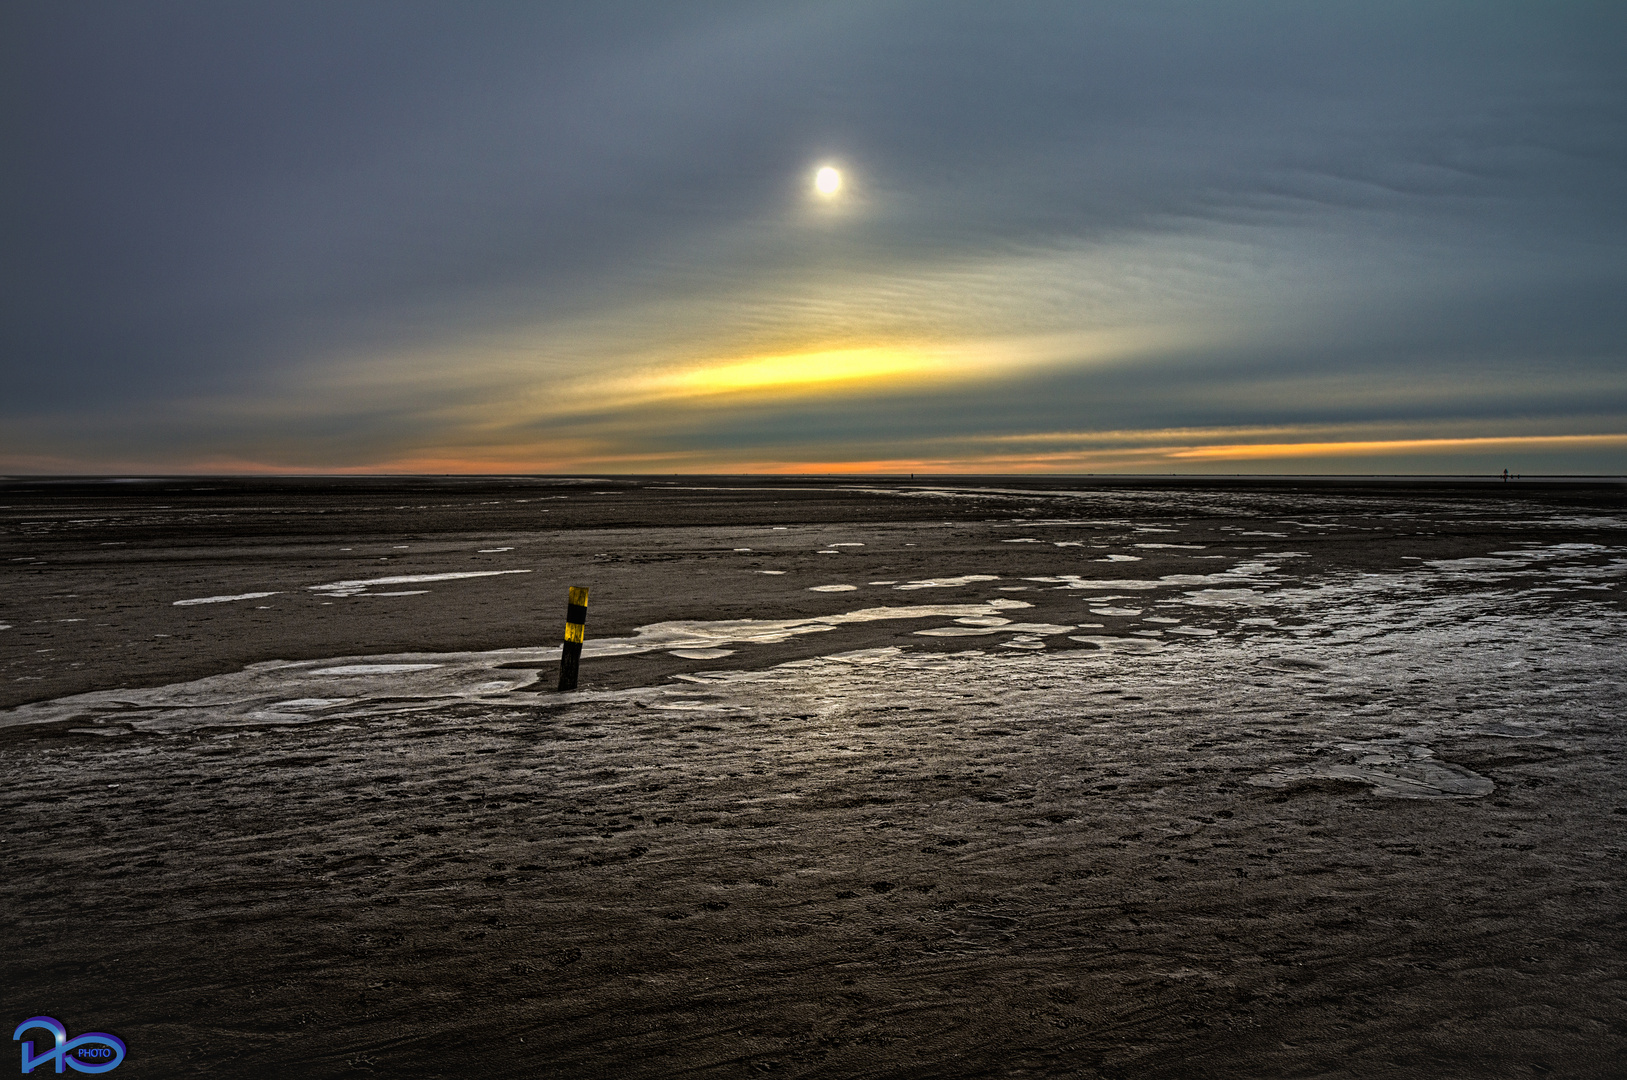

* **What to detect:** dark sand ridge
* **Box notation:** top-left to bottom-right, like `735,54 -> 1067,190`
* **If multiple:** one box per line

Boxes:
2,477 -> 1624,1077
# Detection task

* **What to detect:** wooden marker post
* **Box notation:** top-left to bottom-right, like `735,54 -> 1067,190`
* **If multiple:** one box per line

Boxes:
558,586 -> 590,691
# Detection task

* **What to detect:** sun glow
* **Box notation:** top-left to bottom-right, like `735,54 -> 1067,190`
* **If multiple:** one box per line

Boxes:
570,329 -> 1172,410
814,166 -> 841,196
654,346 -> 926,398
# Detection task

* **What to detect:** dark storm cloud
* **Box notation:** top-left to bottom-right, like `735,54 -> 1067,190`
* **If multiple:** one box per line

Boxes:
3,1 -> 1624,470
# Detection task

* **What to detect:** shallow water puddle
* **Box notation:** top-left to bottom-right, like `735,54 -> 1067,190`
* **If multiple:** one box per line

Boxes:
173,591 -> 280,606
580,600 -> 1036,659
1177,588 -> 1274,607
309,664 -> 443,675
307,569 -> 532,598
1029,575 -> 1159,590
895,575 -> 1001,589
914,621 -> 1075,637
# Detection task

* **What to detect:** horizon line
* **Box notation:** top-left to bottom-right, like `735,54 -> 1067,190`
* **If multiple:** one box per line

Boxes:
5,472 -> 1624,482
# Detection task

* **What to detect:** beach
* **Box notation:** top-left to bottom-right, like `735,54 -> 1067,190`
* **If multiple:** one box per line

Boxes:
3,476 -> 1623,1078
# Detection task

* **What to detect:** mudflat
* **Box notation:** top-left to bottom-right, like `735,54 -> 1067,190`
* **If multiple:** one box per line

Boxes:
3,476 -> 1624,1078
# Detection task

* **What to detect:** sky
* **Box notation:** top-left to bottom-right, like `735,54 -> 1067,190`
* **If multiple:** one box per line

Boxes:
4,1 -> 1625,475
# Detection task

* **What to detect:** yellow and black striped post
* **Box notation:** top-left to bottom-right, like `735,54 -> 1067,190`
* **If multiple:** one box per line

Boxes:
558,586 -> 590,691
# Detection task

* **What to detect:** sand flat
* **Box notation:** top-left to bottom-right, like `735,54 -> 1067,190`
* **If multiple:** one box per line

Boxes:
1,475 -> 1623,1078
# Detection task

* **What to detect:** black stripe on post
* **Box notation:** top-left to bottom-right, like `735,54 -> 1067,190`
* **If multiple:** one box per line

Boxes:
559,639 -> 582,691
559,585 -> 590,691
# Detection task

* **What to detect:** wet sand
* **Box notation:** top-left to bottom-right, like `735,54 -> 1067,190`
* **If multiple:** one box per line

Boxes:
3,476 -> 1624,1078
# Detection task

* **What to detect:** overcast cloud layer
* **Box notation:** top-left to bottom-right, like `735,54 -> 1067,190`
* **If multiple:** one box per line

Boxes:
4,1 -> 1625,474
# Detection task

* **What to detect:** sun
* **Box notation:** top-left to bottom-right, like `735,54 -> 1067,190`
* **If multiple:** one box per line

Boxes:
814,166 -> 842,197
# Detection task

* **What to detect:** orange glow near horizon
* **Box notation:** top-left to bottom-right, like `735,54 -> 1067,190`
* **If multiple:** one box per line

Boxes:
1167,433 -> 1627,461
8,431 -> 1621,476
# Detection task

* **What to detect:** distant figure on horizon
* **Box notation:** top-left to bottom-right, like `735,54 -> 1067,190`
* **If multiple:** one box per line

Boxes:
1502,469 -> 1510,482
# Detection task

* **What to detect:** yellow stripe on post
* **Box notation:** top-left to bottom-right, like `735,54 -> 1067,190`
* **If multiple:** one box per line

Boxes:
559,585 -> 590,691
